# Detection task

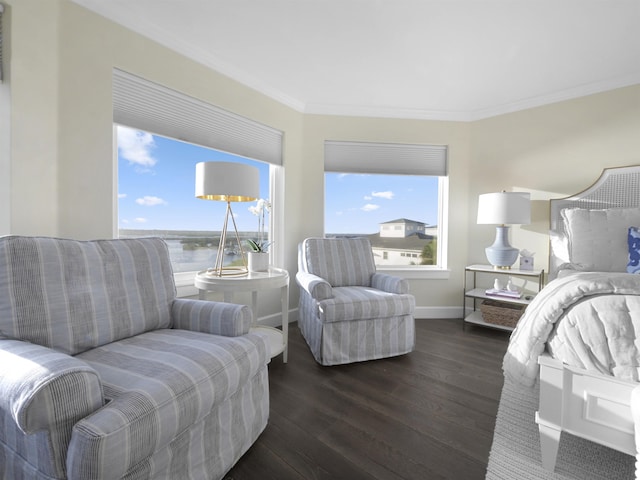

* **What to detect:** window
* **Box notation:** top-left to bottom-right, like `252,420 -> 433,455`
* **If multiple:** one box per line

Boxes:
112,69 -> 284,279
117,126 -> 271,274
324,141 -> 448,270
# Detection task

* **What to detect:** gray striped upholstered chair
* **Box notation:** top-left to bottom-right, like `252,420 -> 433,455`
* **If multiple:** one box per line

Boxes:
296,237 -> 415,366
0,236 -> 270,480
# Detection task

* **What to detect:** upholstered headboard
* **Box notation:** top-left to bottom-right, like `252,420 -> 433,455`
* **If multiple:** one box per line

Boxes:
549,165 -> 640,279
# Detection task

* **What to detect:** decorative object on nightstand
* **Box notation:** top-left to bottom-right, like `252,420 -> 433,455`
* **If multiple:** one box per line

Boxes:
477,191 -> 531,269
519,249 -> 535,271
247,251 -> 269,272
195,161 -> 259,277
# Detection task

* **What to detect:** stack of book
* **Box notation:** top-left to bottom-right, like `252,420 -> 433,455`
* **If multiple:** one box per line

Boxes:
485,288 -> 522,299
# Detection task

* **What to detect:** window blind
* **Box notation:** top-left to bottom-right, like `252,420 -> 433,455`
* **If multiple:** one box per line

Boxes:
324,140 -> 447,176
112,69 -> 283,165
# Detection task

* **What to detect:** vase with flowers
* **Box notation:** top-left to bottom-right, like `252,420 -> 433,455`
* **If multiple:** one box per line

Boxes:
246,199 -> 272,272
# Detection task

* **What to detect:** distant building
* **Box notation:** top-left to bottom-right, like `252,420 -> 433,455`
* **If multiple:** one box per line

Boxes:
379,218 -> 426,238
369,218 -> 436,266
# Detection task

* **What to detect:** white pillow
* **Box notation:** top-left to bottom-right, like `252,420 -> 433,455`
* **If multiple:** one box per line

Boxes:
561,207 -> 640,273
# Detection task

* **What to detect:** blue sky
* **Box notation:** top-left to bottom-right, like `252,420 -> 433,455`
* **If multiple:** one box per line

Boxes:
118,127 -> 269,232
325,173 -> 438,234
118,127 -> 439,234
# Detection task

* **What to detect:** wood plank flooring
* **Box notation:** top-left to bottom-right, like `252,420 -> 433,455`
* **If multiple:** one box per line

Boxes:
225,319 -> 510,480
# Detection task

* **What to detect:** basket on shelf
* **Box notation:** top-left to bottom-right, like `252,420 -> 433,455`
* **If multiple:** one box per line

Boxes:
480,299 -> 525,328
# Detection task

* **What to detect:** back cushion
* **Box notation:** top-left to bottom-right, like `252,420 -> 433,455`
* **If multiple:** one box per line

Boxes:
561,207 -> 640,273
303,237 -> 376,287
0,236 -> 176,355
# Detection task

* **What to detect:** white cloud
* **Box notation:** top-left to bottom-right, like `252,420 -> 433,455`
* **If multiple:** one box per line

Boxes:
117,126 -> 157,168
136,196 -> 167,206
118,193 -> 127,199
372,190 -> 394,200
134,217 -> 148,223
361,204 -> 380,212
364,195 -> 372,200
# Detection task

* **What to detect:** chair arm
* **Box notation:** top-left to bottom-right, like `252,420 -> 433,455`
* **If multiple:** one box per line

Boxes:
296,271 -> 333,300
371,272 -> 410,294
171,298 -> 253,336
0,337 -> 104,434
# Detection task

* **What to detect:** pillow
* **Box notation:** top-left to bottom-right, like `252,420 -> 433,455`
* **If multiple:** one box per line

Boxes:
628,227 -> 640,274
561,207 -> 640,273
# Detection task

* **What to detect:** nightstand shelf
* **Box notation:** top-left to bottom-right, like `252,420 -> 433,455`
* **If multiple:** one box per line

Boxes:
463,264 -> 544,331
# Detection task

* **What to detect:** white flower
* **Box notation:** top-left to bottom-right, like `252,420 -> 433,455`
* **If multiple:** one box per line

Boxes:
248,199 -> 272,248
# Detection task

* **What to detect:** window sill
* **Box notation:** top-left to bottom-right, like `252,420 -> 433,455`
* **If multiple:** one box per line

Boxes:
377,267 -> 451,280
175,271 -> 200,298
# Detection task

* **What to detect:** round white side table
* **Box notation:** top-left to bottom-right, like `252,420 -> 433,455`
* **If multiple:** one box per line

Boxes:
194,267 -> 289,362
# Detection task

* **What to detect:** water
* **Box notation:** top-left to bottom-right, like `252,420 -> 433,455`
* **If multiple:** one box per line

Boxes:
119,230 -> 246,273
164,239 -> 242,273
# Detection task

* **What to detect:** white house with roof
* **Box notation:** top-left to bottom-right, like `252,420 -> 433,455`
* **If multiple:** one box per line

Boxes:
368,219 -> 436,266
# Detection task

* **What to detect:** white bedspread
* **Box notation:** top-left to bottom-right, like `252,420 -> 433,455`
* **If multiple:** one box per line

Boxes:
503,272 -> 640,386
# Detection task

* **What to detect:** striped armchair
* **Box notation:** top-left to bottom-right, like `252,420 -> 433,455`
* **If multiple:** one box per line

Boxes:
0,236 -> 270,480
296,237 -> 415,366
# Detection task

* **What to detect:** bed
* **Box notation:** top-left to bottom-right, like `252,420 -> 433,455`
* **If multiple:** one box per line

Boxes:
493,165 -> 640,479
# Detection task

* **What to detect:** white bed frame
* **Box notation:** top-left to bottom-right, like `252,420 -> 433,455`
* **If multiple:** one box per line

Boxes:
537,164 -> 640,474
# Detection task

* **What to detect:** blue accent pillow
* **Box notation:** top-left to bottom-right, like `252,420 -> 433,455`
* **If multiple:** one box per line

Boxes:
627,227 -> 640,273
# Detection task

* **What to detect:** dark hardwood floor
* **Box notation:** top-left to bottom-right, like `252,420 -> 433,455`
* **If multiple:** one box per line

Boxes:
226,319 -> 509,480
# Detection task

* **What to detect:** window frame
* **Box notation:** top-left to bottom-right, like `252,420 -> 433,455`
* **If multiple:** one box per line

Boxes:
323,140 -> 450,279
111,69 -> 284,293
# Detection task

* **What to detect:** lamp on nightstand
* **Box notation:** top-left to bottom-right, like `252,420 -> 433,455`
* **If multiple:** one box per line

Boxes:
477,191 -> 531,269
195,161 -> 259,277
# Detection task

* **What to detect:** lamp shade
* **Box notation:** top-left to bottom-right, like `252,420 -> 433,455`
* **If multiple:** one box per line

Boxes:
195,161 -> 259,202
477,192 -> 531,225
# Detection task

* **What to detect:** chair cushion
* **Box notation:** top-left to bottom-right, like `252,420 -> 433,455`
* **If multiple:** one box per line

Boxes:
303,237 -> 376,287
317,286 -> 415,323
68,328 -> 268,477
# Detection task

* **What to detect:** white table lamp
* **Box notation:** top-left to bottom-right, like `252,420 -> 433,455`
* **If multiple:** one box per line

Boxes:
477,191 -> 531,269
195,161 -> 259,276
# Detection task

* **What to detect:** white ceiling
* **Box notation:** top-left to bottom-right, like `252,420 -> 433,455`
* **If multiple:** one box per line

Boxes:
72,0 -> 640,121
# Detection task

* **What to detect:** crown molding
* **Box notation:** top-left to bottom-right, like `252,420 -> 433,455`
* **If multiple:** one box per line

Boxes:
303,103 -> 473,122
467,73 -> 640,121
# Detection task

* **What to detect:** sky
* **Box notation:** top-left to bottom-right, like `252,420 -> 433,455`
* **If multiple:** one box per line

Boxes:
118,126 -> 270,233
117,126 -> 440,235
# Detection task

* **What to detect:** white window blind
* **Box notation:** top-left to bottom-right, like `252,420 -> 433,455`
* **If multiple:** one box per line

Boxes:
113,69 -> 283,165
324,140 -> 447,176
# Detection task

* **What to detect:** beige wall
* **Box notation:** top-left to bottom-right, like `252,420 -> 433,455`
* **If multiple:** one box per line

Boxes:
469,85 -> 640,278
303,115 -> 472,310
4,0 -> 640,318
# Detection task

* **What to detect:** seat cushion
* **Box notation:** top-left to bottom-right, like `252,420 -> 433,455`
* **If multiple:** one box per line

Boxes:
317,286 -> 415,323
68,329 -> 268,478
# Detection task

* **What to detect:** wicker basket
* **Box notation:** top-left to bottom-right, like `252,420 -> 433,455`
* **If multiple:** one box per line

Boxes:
480,299 -> 525,328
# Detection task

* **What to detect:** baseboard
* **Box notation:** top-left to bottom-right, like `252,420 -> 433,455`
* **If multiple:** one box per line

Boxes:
256,306 -> 463,327
414,306 -> 463,319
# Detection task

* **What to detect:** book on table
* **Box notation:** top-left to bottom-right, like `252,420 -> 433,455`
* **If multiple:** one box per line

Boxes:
485,288 -> 522,299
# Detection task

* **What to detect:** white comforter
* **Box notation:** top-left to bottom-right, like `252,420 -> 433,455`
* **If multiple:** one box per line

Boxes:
503,272 -> 640,387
